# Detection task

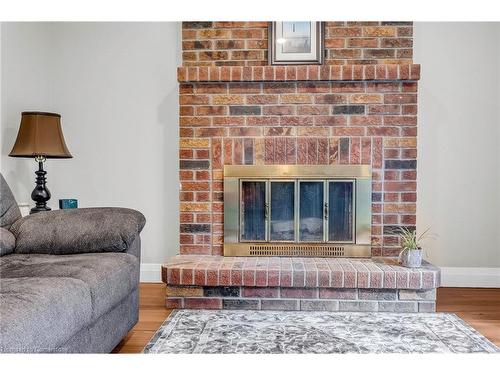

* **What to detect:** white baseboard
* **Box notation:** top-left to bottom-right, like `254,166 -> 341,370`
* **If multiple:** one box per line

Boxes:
140,263 -> 163,283
140,263 -> 500,287
440,267 -> 500,288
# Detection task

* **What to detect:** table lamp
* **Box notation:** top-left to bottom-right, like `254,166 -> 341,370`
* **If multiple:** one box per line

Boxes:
9,112 -> 72,214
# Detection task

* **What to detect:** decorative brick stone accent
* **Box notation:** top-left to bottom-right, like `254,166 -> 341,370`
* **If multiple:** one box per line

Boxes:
319,288 -> 358,300
165,285 -> 203,297
378,301 -> 418,312
261,299 -> 300,311
203,286 -> 240,297
184,297 -> 222,309
222,299 -> 260,310
281,288 -> 319,299
182,22 -> 413,67
242,287 -> 279,298
418,302 -> 437,312
301,300 -> 339,311
339,301 -> 378,312
399,289 -> 436,301
358,289 -> 397,300
165,297 -> 183,309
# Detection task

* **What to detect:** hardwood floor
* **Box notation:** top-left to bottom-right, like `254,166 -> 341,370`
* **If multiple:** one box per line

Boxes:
112,284 -> 500,353
112,284 -> 172,353
436,287 -> 500,346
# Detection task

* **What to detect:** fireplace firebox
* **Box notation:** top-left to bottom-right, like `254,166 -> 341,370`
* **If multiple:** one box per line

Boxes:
224,165 -> 372,257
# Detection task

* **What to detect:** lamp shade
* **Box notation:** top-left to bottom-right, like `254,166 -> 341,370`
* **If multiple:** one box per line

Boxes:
9,112 -> 72,159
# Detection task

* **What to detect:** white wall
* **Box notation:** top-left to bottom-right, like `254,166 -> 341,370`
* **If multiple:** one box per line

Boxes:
1,23 -> 181,272
1,23 -> 53,203
414,23 -> 500,273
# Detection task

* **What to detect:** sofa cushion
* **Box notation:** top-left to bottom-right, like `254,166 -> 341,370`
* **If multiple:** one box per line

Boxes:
0,228 -> 16,256
0,174 -> 21,230
0,252 -> 139,320
11,207 -> 145,255
0,277 -> 92,353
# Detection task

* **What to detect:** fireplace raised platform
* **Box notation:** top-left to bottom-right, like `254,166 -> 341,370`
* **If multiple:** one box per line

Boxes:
162,256 -> 440,312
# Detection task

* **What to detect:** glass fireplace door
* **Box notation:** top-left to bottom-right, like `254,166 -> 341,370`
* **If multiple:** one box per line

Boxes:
299,181 -> 325,242
270,181 -> 295,241
239,178 -> 356,244
240,181 -> 267,241
328,180 -> 355,242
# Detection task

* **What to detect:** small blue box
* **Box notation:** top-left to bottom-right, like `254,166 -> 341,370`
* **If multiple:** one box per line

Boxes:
59,199 -> 78,209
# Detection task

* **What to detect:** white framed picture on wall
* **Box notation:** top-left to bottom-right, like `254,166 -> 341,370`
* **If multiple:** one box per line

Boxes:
269,21 -> 324,65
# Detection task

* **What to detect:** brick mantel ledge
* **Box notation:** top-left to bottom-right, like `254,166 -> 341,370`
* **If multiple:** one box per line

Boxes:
177,64 -> 421,83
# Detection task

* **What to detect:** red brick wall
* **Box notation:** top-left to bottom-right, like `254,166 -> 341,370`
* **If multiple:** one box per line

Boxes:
178,22 -> 418,258
178,78 -> 418,257
182,21 -> 413,66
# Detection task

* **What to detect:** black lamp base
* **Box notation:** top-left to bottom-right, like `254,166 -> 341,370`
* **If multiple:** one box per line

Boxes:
30,158 -> 51,214
30,205 -> 52,214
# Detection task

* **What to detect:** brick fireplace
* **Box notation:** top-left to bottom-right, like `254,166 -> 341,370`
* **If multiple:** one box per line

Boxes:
162,21 -> 439,312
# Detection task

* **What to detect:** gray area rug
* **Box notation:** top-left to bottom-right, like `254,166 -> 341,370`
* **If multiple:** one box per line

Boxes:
143,310 -> 499,354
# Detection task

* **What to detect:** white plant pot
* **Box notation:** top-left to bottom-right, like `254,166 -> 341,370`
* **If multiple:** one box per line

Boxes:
399,248 -> 423,268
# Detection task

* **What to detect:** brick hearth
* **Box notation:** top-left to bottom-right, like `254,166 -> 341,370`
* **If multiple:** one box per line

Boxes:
162,257 -> 439,311
165,21 -> 438,312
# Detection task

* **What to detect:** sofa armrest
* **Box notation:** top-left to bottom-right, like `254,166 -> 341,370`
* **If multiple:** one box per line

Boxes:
0,228 -> 16,256
10,207 -> 145,256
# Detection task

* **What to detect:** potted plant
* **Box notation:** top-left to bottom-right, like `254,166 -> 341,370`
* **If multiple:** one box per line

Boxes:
397,227 -> 431,268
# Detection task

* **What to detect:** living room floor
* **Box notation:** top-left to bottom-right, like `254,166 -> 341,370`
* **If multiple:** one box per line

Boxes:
112,284 -> 500,353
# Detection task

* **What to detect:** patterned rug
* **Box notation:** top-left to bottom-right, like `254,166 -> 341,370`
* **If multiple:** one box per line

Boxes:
143,310 -> 499,354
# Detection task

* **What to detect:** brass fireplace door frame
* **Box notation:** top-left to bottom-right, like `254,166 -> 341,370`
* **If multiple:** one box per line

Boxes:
223,165 -> 372,257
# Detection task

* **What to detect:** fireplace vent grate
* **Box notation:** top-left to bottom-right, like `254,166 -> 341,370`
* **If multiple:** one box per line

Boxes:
249,245 -> 345,257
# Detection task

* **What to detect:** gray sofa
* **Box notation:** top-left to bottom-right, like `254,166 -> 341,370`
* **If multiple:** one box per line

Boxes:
0,174 -> 145,353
